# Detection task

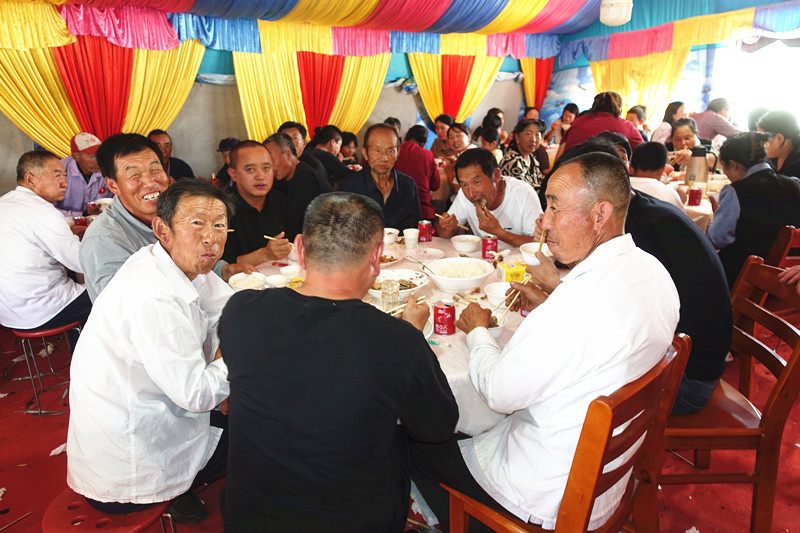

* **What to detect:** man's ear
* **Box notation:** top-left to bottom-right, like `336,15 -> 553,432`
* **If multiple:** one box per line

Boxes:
295,234 -> 307,270
105,176 -> 120,196
592,201 -> 615,230
152,216 -> 171,246
369,241 -> 384,277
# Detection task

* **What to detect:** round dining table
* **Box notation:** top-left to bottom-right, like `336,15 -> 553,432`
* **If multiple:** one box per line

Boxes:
255,236 -> 522,436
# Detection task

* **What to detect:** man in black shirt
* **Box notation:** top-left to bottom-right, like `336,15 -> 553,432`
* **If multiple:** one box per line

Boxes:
219,192 -> 458,532
277,121 -> 328,182
148,129 -> 196,181
339,124 -> 422,231
223,141 -> 291,265
264,133 -> 332,239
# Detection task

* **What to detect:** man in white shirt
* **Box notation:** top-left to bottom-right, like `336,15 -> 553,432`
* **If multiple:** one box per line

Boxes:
629,142 -> 686,211
67,179 -> 233,524
437,148 -> 543,247
408,152 -> 680,531
0,151 -> 91,344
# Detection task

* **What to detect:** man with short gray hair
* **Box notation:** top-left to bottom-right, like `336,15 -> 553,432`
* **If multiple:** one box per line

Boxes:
219,192 -> 457,532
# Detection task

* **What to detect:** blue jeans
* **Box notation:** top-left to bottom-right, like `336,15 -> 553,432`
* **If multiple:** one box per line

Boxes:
671,374 -> 719,415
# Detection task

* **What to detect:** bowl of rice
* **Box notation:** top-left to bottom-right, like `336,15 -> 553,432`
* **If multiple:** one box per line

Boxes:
228,272 -> 267,291
425,257 -> 494,293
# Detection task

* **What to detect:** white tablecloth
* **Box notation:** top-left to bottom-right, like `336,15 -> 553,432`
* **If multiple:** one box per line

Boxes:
256,236 -> 515,436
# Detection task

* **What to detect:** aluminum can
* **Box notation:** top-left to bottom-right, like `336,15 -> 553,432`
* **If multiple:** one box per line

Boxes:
73,216 -> 88,227
688,186 -> 702,206
482,235 -> 498,259
418,220 -> 433,242
433,300 -> 456,335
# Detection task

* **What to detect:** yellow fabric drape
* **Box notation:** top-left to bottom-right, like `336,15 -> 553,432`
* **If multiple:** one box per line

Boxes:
0,47 -> 80,157
478,0 -> 548,34
233,49 -> 306,141
0,1 -> 75,51
329,53 -> 390,133
258,20 -> 332,55
408,53 -> 444,121
123,39 -> 204,134
456,55 -> 502,122
439,34 -> 487,56
519,57 -> 538,113
590,47 -> 691,125
673,8 -> 755,47
282,0 -> 379,31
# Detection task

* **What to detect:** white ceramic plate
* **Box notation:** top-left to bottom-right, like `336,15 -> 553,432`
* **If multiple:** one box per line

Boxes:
405,247 -> 445,261
368,269 -> 429,299
229,272 -> 267,291
423,319 -> 433,339
379,252 -> 404,268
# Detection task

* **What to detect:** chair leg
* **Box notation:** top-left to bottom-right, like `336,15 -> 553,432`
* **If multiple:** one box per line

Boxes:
160,512 -> 177,533
631,480 -> 660,533
22,339 -> 44,414
693,449 -> 710,469
751,451 -> 779,533
450,495 -> 468,533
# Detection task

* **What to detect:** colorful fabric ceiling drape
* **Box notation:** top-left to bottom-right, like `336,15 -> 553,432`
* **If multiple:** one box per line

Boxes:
54,35 -> 134,140
519,56 -> 554,110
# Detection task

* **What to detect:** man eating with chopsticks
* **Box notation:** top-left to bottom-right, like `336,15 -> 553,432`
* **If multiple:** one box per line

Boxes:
436,148 -> 543,247
407,151 -> 680,531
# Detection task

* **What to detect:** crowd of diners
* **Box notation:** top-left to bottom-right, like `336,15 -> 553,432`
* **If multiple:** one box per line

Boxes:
1,90 -> 800,531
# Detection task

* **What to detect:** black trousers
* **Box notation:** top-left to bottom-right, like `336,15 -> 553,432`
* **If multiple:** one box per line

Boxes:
86,410 -> 228,514
17,291 -> 92,351
402,428 -> 513,533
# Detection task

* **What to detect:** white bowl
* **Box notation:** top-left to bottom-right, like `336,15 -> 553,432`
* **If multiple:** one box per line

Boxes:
425,257 -> 494,293
229,272 -> 267,290
488,314 -> 509,338
484,282 -> 511,308
265,274 -> 289,288
520,242 -> 551,266
383,228 -> 399,245
280,264 -> 301,278
451,234 -> 481,253
95,198 -> 113,211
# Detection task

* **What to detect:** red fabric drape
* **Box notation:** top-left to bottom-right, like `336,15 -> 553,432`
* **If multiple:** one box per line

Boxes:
296,51 -> 346,136
53,35 -> 133,140
534,56 -> 555,110
441,54 -> 475,118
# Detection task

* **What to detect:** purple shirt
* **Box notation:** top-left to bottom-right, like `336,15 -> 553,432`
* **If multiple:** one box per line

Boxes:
54,156 -> 113,216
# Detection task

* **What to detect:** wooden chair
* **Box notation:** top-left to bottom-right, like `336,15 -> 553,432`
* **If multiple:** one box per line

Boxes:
443,333 -> 691,533
663,256 -> 800,533
764,225 -> 800,268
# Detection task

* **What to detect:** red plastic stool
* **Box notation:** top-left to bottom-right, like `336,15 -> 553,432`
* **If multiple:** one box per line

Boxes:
11,321 -> 81,415
42,488 -> 176,532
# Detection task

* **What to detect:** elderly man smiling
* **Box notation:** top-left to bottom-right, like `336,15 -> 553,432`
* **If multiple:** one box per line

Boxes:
408,152 -> 680,531
67,179 -> 234,524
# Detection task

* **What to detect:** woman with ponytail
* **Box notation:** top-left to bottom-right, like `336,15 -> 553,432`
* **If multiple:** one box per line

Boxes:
707,131 -> 800,287
757,110 -> 800,179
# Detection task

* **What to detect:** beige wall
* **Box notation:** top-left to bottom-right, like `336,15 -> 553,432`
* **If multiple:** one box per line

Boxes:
0,77 -> 523,195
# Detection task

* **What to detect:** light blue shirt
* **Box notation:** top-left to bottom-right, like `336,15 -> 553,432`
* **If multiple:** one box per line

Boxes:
706,162 -> 772,249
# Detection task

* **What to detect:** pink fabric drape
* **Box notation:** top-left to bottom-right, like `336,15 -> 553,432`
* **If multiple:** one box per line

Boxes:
441,55 -> 475,118
296,51 -> 346,136
53,35 -> 133,139
357,0 -> 454,32
59,4 -> 180,50
608,23 -> 674,59
63,0 -> 195,10
331,27 -> 390,56
486,34 -> 525,59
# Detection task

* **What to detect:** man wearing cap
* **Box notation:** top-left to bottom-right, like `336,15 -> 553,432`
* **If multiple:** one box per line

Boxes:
216,137 -> 239,189
148,129 -> 196,181
55,132 -> 114,217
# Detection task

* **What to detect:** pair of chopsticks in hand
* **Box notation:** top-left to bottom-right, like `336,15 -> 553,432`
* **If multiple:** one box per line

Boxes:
489,274 -> 532,324
434,213 -> 469,231
386,295 -> 426,316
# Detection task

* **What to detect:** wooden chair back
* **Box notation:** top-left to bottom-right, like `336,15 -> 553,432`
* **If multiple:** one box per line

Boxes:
764,225 -> 800,268
445,333 -> 691,533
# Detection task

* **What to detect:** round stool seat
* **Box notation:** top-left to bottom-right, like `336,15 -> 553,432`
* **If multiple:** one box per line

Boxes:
12,321 -> 82,339
42,488 -> 173,532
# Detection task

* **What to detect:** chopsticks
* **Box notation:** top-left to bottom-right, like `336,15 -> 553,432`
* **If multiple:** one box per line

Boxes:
386,295 -> 426,316
537,229 -> 547,252
435,213 -> 469,231
263,234 -> 277,240
489,274 -> 531,315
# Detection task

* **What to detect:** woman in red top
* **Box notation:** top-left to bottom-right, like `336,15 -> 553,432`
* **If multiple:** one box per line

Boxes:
554,91 -> 644,163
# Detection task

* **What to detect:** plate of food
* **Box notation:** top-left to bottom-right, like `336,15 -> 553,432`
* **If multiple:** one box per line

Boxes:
368,269 -> 429,299
405,247 -> 445,261
380,252 -> 403,267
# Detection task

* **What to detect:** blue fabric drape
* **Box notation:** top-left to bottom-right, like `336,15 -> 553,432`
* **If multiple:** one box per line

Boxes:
524,34 -> 561,59
169,13 -> 261,53
424,0 -> 509,34
548,0 -> 602,34
389,31 -> 440,54
582,34 -> 609,61
187,0 -> 299,20
753,0 -> 800,31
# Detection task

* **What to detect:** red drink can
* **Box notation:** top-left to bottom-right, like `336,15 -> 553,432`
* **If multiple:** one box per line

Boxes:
482,235 -> 498,259
418,220 -> 433,243
73,216 -> 88,227
688,186 -> 702,206
433,300 -> 456,335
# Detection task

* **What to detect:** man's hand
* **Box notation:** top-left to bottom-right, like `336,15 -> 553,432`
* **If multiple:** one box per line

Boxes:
526,254 -> 561,294
221,262 -> 257,281
219,398 -> 229,415
436,212 -> 459,237
86,203 -> 102,216
476,204 -> 502,236
456,303 -> 491,334
265,231 -> 291,260
400,292 -> 429,331
507,281 -> 549,312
